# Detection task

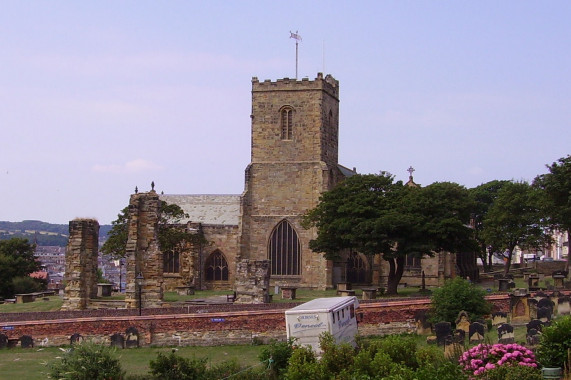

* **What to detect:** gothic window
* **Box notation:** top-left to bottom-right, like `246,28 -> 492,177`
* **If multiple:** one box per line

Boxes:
347,251 -> 368,283
405,254 -> 421,268
280,107 -> 293,140
268,220 -> 301,276
205,250 -> 229,281
163,250 -> 180,274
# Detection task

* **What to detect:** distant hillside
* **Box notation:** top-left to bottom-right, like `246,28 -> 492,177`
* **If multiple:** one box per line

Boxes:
0,220 -> 112,247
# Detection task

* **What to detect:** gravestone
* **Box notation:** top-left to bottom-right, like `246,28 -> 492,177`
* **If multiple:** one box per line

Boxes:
528,275 -> 540,291
453,329 -> 466,344
444,336 -> 463,359
526,319 -> 544,333
455,311 -> 470,334
0,333 -> 7,348
70,333 -> 83,345
110,333 -> 124,349
497,323 -> 515,344
492,312 -> 508,326
20,335 -> 34,348
526,328 -> 541,346
528,298 -> 539,320
426,336 -> 437,345
538,298 -> 554,316
535,291 -> 549,298
469,322 -> 485,343
125,327 -> 139,348
558,296 -> 571,315
537,306 -> 552,322
434,322 -> 452,346
414,310 -> 432,335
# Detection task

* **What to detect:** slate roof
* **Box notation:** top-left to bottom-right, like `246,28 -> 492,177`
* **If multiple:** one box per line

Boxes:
159,194 -> 240,226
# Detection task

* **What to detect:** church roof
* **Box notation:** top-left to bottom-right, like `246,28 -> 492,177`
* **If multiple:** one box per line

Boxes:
159,194 -> 240,226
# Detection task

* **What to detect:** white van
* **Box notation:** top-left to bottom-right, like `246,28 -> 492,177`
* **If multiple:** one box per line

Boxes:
285,296 -> 360,354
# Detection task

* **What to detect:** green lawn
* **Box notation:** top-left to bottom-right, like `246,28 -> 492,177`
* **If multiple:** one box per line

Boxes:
0,296 -> 63,313
0,344 -> 266,380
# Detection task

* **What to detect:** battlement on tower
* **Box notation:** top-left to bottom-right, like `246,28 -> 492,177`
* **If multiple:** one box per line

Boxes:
252,73 -> 339,99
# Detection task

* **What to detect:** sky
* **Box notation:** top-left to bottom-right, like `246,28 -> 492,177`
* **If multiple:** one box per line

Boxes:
1,1 -> 570,225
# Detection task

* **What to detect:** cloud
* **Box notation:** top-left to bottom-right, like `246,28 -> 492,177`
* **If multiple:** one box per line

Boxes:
92,159 -> 162,174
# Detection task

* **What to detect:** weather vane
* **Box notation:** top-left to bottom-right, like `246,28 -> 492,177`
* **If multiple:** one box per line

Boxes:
290,30 -> 302,79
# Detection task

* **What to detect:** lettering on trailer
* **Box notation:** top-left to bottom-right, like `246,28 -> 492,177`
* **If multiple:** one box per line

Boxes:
293,321 -> 326,331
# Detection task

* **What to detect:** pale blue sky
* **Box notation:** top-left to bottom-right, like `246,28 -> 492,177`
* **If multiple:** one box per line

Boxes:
1,1 -> 570,224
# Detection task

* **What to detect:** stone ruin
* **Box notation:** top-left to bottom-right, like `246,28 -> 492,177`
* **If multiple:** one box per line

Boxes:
234,259 -> 270,303
61,219 -> 99,310
124,190 -> 164,309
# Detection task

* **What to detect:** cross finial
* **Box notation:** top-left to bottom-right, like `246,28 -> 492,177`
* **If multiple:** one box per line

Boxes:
151,181 -> 155,191
135,186 -> 138,194
407,166 -> 415,178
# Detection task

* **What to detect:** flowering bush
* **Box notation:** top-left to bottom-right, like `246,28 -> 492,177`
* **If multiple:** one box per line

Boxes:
459,343 -> 537,378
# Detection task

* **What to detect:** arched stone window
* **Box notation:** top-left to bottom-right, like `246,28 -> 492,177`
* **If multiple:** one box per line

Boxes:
280,106 -> 293,140
268,220 -> 301,276
163,250 -> 179,274
347,251 -> 368,283
406,254 -> 421,269
205,250 -> 229,281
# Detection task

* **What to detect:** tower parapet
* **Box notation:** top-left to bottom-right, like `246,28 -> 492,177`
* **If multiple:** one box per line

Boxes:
252,73 -> 339,100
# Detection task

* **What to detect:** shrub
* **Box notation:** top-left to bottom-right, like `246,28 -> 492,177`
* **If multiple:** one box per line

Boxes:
369,334 -> 418,369
430,277 -> 491,324
458,343 -> 537,378
258,338 -> 296,377
283,345 -> 328,380
536,315 -> 571,368
318,333 -> 355,375
414,361 -> 468,380
48,342 -> 125,380
148,351 -> 208,380
12,276 -> 43,294
480,364 -> 543,380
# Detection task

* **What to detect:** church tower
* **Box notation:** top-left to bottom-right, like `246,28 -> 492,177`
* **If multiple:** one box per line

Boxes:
240,73 -> 342,289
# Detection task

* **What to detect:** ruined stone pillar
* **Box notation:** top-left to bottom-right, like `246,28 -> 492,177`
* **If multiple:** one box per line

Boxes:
62,219 -> 99,310
124,190 -> 163,309
234,259 -> 270,303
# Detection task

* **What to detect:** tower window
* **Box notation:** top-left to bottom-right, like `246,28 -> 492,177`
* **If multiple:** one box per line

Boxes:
268,220 -> 301,275
281,107 -> 293,140
163,250 -> 180,274
205,250 -> 229,281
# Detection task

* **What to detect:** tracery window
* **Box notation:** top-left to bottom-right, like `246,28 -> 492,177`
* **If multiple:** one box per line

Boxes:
347,251 -> 367,283
268,220 -> 301,276
205,250 -> 229,281
163,250 -> 180,274
281,107 -> 293,140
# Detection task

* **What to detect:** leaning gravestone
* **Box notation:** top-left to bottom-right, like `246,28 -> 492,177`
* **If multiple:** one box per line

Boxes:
110,333 -> 124,349
444,335 -> 463,359
469,322 -> 485,343
434,322 -> 452,346
538,298 -> 554,316
414,310 -> 432,335
20,335 -> 34,348
0,333 -> 7,349
497,323 -> 515,344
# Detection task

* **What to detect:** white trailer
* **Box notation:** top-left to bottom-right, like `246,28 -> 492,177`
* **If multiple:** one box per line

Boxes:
285,296 -> 359,354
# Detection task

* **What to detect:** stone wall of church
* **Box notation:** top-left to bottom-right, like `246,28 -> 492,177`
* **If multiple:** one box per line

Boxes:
61,219 -> 99,310
200,224 -> 240,290
376,253 -> 456,289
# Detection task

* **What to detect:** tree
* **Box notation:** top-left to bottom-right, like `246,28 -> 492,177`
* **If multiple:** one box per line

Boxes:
303,173 -> 476,294
481,181 -> 548,276
0,238 -> 42,298
430,277 -> 490,324
100,201 -> 206,259
469,180 -> 510,272
534,155 -> 571,271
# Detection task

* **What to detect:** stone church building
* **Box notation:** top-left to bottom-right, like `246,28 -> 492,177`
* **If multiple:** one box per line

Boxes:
154,73 -> 455,292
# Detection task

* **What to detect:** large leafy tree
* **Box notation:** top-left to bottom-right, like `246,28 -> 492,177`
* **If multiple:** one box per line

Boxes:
101,201 -> 206,258
469,180 -> 510,272
0,238 -> 42,298
303,173 -> 476,294
481,181 -> 548,276
534,155 -> 571,271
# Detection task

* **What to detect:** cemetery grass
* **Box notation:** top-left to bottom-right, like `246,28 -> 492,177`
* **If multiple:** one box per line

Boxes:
0,344 -> 266,380
0,296 -> 63,313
